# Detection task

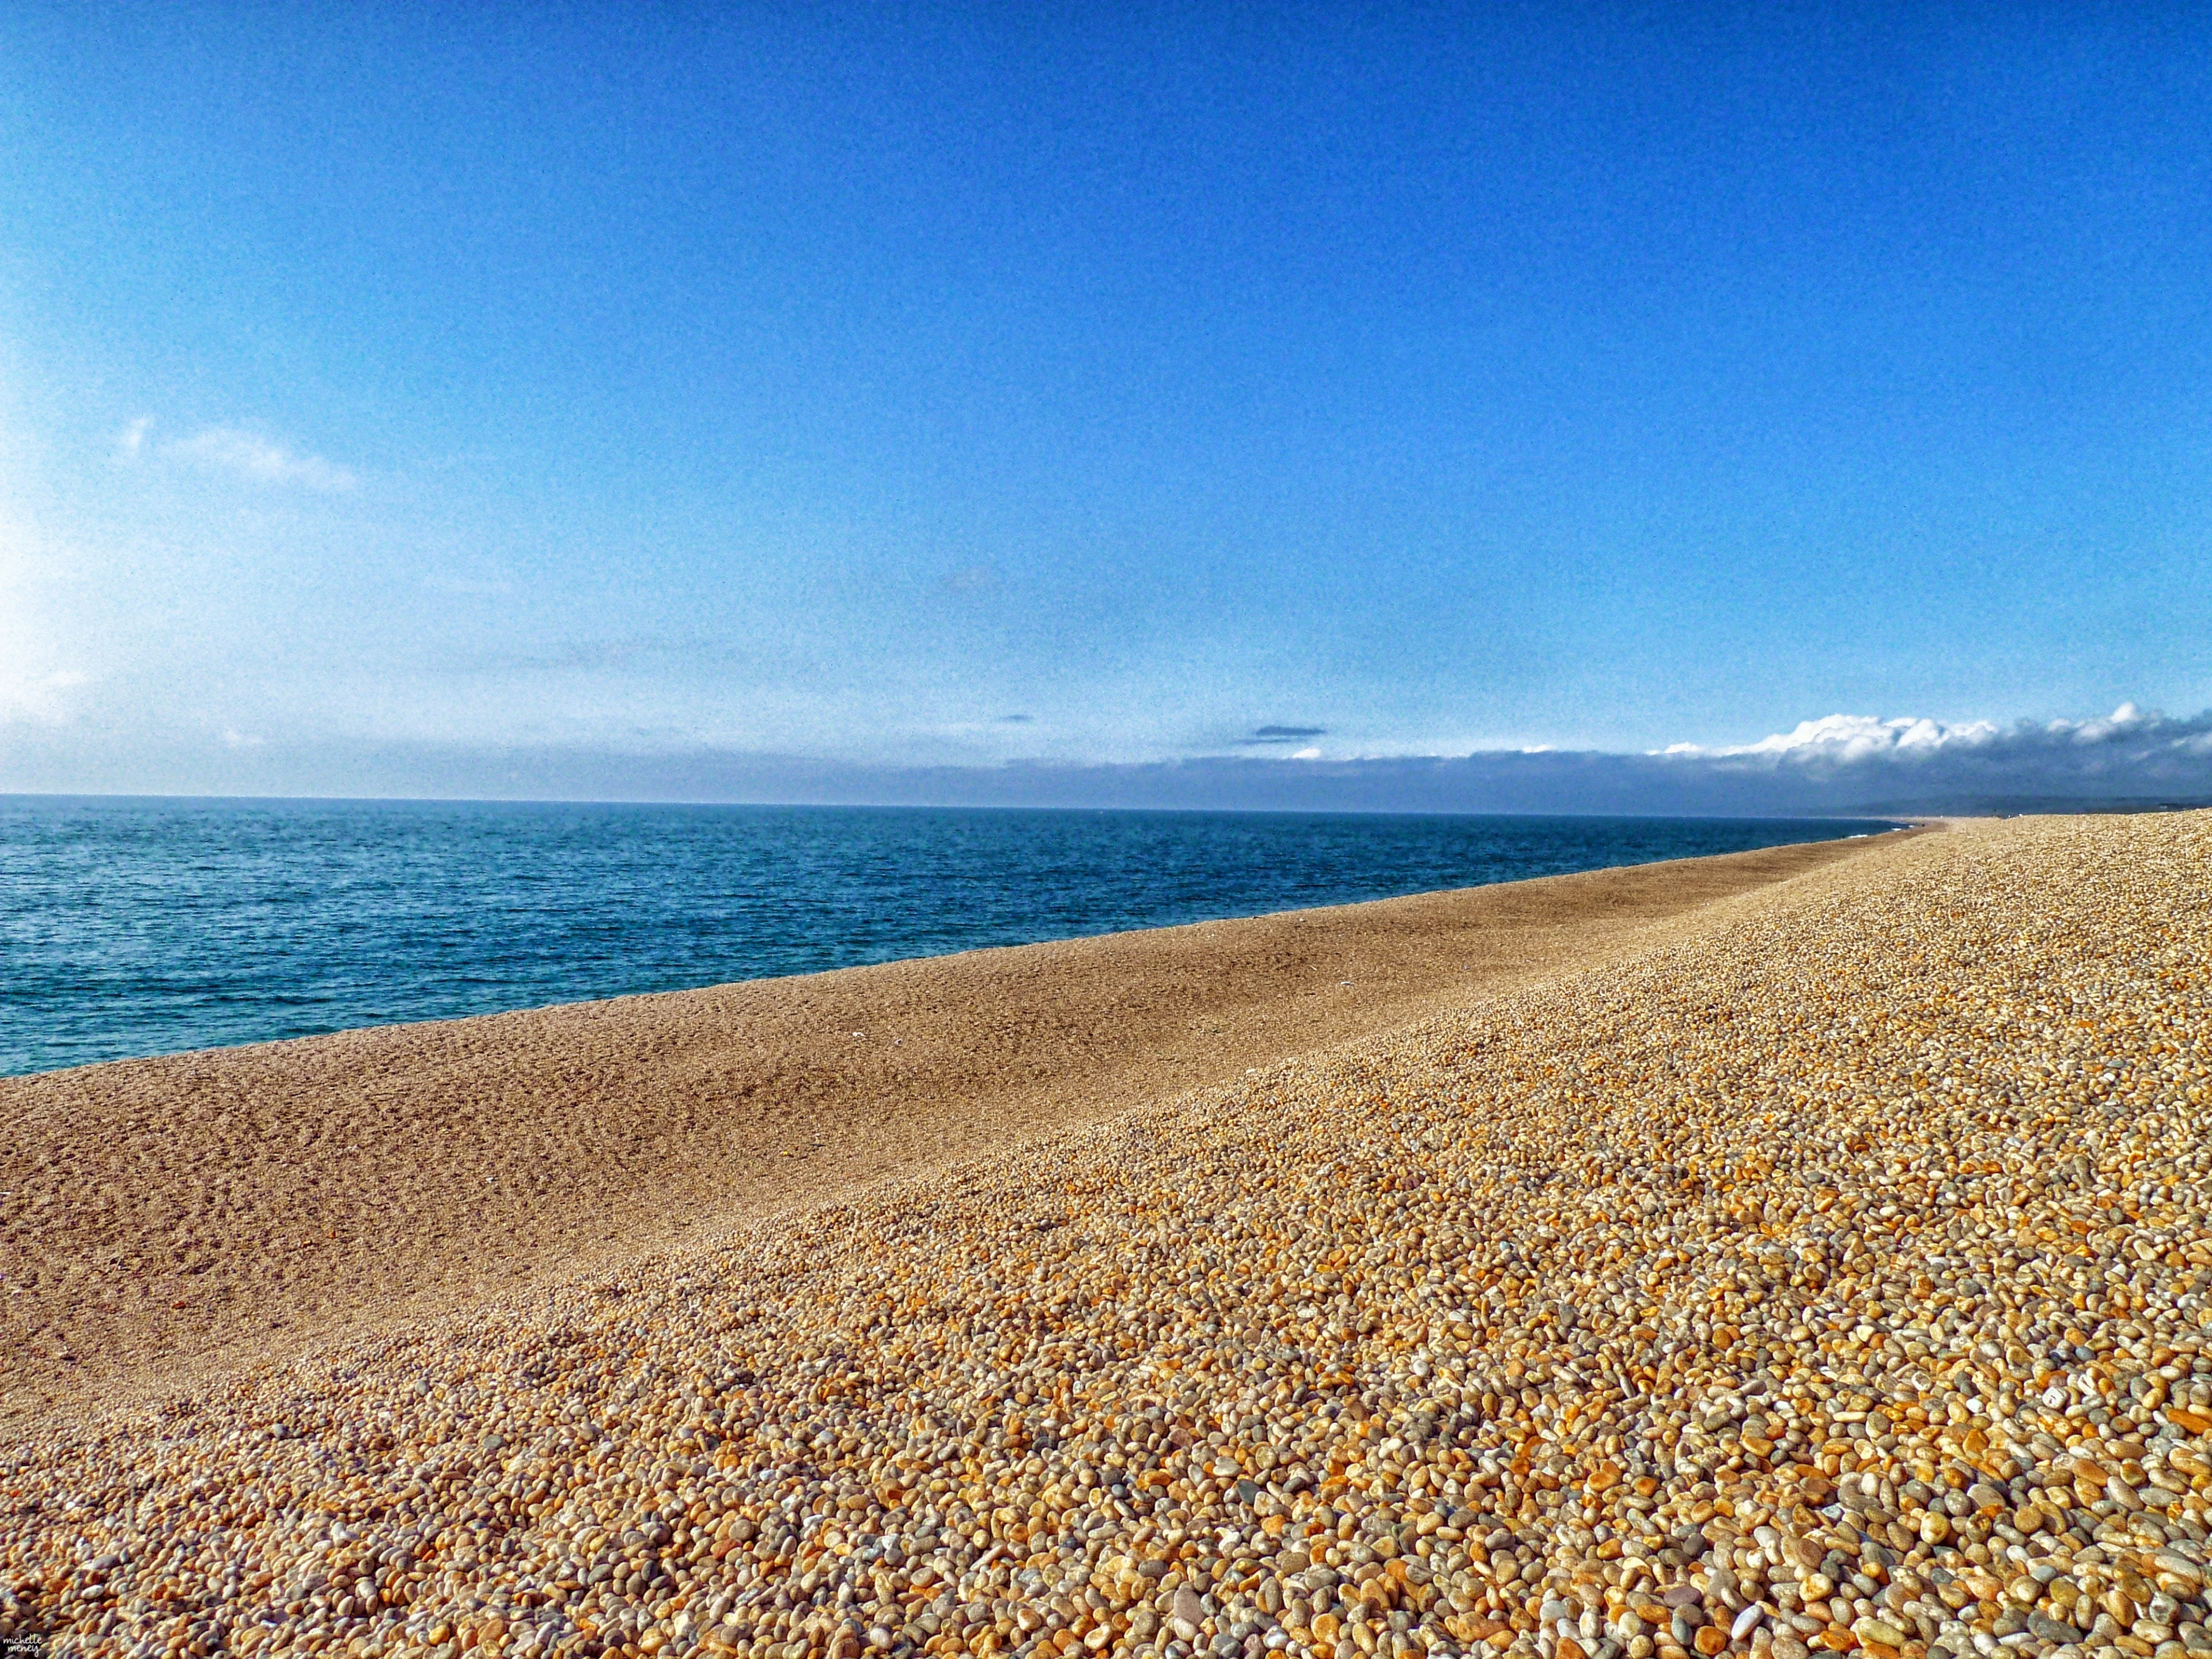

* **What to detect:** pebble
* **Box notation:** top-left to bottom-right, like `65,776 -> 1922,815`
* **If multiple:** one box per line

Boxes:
4,813 -> 2211,1659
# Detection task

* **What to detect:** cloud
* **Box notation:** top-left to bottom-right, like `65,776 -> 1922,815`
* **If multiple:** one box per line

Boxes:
537,641 -> 654,671
1652,702 -> 2212,786
560,700 -> 2210,813
1238,724 -> 1328,745
14,700 -> 2210,817
444,637 -> 709,674
1626,701 -> 2212,810
164,425 -> 357,491
115,416 -> 153,460
0,669 -> 88,727
1661,713 -> 2000,762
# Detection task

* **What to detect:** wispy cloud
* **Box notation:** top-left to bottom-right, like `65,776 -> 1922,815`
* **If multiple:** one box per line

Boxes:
442,637 -> 710,675
154,423 -> 358,491
0,669 -> 88,726
533,640 -> 658,672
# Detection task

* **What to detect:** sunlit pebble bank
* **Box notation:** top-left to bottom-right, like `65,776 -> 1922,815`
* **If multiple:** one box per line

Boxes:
8,815 -> 2212,1659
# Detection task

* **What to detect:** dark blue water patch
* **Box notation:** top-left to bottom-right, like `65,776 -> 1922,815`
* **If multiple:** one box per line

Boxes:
0,798 -> 1900,1077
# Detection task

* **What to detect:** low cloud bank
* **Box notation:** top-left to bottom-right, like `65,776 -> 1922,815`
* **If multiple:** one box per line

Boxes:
426,701 -> 2212,815
8,705 -> 2211,815
1611,702 -> 2212,814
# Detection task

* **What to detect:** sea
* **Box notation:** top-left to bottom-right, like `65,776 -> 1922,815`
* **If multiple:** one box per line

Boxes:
0,797 -> 1900,1078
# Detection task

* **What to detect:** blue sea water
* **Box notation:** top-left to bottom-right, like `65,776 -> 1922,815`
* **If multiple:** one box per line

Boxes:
0,797 -> 1899,1078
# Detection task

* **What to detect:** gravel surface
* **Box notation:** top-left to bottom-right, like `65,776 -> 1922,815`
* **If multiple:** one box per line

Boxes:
6,812 -> 2210,1659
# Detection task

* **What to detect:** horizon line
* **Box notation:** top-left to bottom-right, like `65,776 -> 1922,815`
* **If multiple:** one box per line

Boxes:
0,787 -> 1931,823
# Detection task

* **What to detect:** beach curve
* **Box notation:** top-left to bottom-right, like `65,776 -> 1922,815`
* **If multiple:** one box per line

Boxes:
2,830 -> 1911,1430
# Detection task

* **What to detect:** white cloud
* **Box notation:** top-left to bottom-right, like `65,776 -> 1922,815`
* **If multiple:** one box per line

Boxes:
115,416 -> 153,460
0,669 -> 89,726
1662,712 -> 2000,762
1639,702 -> 2212,806
164,425 -> 357,491
2058,701 -> 2150,743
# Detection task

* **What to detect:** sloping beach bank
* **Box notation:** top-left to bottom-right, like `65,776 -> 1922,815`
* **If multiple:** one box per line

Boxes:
1,830 -> 1902,1429
10,813 -> 2212,1659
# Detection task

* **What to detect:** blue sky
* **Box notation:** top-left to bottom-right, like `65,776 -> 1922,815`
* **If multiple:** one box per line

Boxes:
3,5 -> 2210,805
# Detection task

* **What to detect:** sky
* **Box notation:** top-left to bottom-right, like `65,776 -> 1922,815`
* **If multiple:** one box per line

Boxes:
3,4 -> 2210,811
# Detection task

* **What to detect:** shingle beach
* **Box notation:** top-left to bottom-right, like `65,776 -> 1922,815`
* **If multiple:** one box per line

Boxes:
7,812 -> 2210,1659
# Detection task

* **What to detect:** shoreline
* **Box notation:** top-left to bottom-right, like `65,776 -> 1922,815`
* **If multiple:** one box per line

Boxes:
9,813 -> 2212,1659
3,828 -> 1917,1429
0,807 -> 1913,1084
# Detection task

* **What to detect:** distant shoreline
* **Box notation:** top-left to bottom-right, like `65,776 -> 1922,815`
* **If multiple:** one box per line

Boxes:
0,802 -> 1903,1078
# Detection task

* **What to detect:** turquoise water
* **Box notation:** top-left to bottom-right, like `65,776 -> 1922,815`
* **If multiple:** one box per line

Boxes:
0,798 -> 1898,1077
